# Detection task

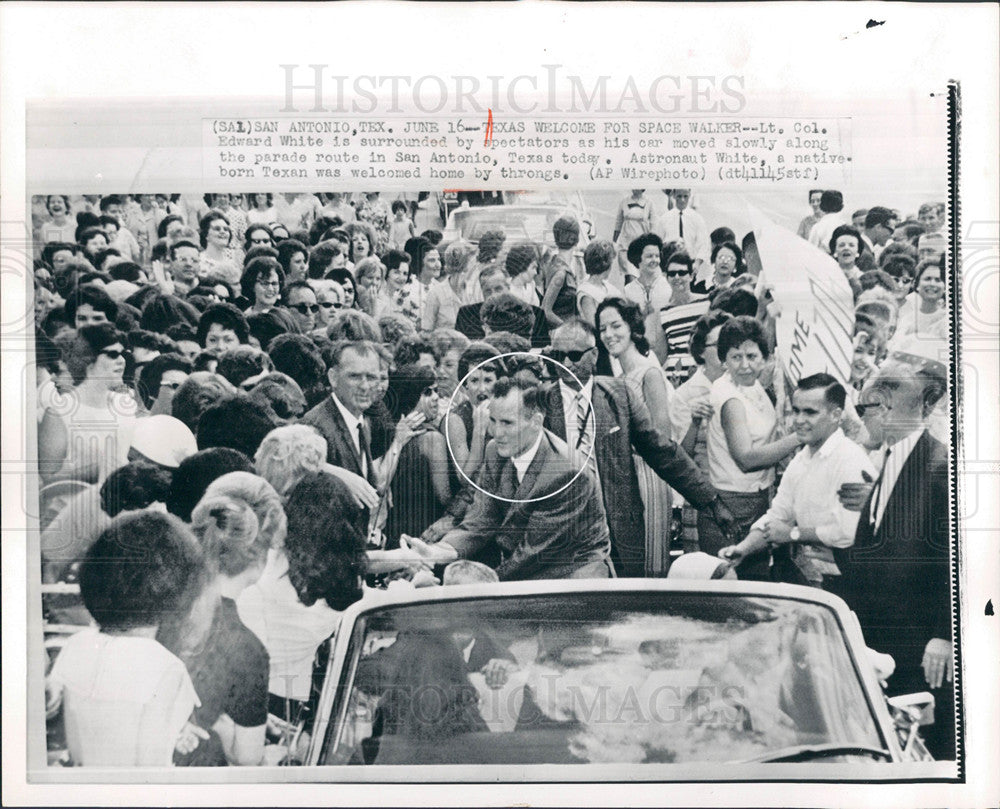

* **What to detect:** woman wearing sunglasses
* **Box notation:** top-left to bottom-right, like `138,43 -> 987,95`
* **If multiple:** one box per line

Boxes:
38,323 -> 140,484
660,250 -> 710,385
382,364 -> 454,549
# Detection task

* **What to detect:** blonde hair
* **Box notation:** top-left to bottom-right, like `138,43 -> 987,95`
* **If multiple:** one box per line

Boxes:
190,494 -> 264,577
254,424 -> 327,500
202,471 -> 287,550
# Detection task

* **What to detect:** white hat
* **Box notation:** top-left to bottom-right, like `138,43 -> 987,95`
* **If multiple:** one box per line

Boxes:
129,415 -> 197,468
105,279 -> 140,302
666,552 -> 736,581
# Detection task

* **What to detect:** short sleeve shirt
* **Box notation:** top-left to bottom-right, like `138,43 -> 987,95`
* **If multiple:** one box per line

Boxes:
706,372 -> 777,492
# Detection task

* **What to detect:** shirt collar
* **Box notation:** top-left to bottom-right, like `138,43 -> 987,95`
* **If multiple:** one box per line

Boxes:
559,377 -> 593,403
883,426 -> 925,456
811,427 -> 847,459
511,428 -> 545,483
331,391 -> 363,432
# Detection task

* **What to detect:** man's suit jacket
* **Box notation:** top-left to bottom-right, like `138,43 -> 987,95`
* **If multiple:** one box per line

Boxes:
543,377 -> 716,577
447,429 -> 612,581
454,302 -> 551,348
300,395 -> 380,529
831,430 -> 951,690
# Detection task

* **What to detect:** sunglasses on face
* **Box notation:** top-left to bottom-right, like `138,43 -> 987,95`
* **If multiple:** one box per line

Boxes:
290,303 -> 319,314
319,301 -> 342,309
99,349 -> 127,360
666,270 -> 692,277
422,385 -> 439,397
855,401 -> 892,416
547,347 -> 595,363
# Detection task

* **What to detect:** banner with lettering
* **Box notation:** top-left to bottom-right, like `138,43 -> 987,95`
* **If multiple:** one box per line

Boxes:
750,206 -> 854,387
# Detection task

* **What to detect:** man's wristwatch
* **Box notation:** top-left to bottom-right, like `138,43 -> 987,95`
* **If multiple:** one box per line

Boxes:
790,526 -> 801,542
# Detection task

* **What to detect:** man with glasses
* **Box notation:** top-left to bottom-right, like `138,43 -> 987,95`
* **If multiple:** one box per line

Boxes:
858,206 -> 898,271
831,336 -> 953,759
539,319 -> 738,577
281,280 -> 320,334
168,239 -> 202,297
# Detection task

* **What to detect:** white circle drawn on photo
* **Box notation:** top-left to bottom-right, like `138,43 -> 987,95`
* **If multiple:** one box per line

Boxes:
443,350 -> 596,505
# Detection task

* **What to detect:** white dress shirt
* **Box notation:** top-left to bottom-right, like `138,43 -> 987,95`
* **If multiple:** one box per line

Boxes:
331,391 -> 367,476
511,429 -> 545,483
751,428 -> 877,548
558,378 -> 594,449
654,207 -> 710,266
871,427 -> 925,532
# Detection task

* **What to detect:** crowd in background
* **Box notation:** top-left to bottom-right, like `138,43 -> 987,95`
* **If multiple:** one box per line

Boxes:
32,187 -> 954,766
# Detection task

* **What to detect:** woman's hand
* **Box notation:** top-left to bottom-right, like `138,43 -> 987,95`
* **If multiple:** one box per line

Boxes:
175,721 -> 210,756
394,411 -> 426,447
690,400 -> 714,422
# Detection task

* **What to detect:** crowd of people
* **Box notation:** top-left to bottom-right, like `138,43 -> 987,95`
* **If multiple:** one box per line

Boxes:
32,187 -> 954,766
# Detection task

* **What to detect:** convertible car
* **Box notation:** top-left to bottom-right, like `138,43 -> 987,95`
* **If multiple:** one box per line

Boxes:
299,579 -> 952,781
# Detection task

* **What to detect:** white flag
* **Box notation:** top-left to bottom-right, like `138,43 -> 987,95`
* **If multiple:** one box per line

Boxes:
750,206 -> 855,387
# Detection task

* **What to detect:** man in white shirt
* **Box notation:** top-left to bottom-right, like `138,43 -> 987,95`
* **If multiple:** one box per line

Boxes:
719,373 -> 875,586
653,189 -> 710,276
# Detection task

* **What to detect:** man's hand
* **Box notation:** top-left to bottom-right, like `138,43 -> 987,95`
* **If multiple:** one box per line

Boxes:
323,464 -> 379,510
481,658 -> 518,690
709,497 -> 740,544
400,534 -> 458,566
762,520 -> 794,545
421,514 -> 457,543
718,545 -> 745,565
921,638 -> 953,689
175,721 -> 210,756
838,471 -> 875,512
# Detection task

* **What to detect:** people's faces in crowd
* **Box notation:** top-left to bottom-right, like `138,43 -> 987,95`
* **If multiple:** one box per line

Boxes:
338,276 -> 357,308
809,190 -> 823,215
421,248 -> 442,282
915,264 -> 945,307
852,211 -> 868,229
212,193 -> 231,209
50,248 -> 75,273
673,189 -> 691,211
480,270 -> 510,301
356,267 -> 381,298
164,219 -> 185,242
74,304 -> 109,329
206,218 -> 232,249
851,332 -> 881,387
92,342 -> 127,384
327,345 -> 379,416
35,286 -> 57,323
204,323 -> 241,356
254,271 -> 282,308
639,244 -> 661,275
285,285 -> 319,332
287,249 -> 308,283
791,386 -> 842,450
858,362 -> 930,445
314,282 -> 343,327
82,231 -> 109,258
549,326 -> 598,388
598,306 -> 633,358
666,259 -> 693,293
386,261 -> 409,292
47,195 -> 69,218
352,232 -> 371,260
154,369 -> 189,414
464,367 -> 497,405
918,205 -> 944,233
833,234 -> 860,268
415,352 -> 437,374
723,339 -> 766,388
437,349 -> 462,400
917,234 -> 946,265
271,224 -> 290,241
246,227 -> 274,249
415,381 -> 440,422
171,245 -> 200,285
488,387 -> 543,459
104,202 -> 125,222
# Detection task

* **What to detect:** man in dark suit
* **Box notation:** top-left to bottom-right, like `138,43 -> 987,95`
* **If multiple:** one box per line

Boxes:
832,338 -> 954,759
300,340 -> 381,533
404,375 -> 613,580
541,319 -> 738,578
455,265 -> 550,348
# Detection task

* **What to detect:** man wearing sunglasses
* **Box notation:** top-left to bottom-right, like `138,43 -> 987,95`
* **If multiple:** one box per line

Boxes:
830,336 -> 954,760
538,319 -> 738,578
281,280 -> 320,334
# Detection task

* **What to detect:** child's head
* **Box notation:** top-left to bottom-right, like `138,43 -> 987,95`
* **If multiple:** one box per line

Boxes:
391,200 -> 408,218
80,511 -> 205,631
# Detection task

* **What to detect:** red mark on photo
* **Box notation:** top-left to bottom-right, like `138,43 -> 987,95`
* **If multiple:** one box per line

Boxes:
484,109 -> 494,147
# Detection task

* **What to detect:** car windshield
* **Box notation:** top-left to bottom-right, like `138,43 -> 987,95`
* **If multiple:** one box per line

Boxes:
317,592 -> 886,766
450,208 -> 569,244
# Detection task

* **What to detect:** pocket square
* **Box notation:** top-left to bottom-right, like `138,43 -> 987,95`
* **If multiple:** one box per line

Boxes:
608,425 -> 621,435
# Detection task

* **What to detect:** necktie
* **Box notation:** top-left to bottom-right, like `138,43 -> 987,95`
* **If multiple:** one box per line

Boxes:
576,394 -> 598,478
357,421 -> 370,480
870,447 -> 892,529
678,209 -> 684,238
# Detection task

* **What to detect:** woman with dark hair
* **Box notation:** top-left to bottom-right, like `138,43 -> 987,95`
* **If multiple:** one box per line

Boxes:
659,249 -> 710,383
239,256 -> 285,316
576,239 -> 622,325
243,223 -> 275,253
892,258 -> 947,343
355,193 -> 391,254
383,363 -> 453,547
701,316 -> 801,578
276,238 -> 309,285
139,292 -> 201,334
540,215 -> 581,328
596,297 -> 676,576
246,193 -> 276,227
346,220 -> 378,264
38,323 -> 140,483
198,210 -> 240,286
692,241 -> 744,295
324,267 -> 358,310
165,473 -> 279,766
382,248 -> 421,328
46,511 -> 205,766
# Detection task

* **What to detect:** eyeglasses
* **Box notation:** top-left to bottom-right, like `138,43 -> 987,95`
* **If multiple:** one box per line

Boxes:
422,385 -> 439,397
666,270 -> 692,277
547,347 -> 595,363
290,303 -> 319,314
160,381 -> 184,391
99,349 -> 127,360
319,301 -> 342,310
855,401 -> 892,417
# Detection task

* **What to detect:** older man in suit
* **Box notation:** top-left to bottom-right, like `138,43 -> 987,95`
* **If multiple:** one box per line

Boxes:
404,375 -> 613,580
831,337 -> 954,759
300,340 -> 382,532
541,319 -> 738,577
